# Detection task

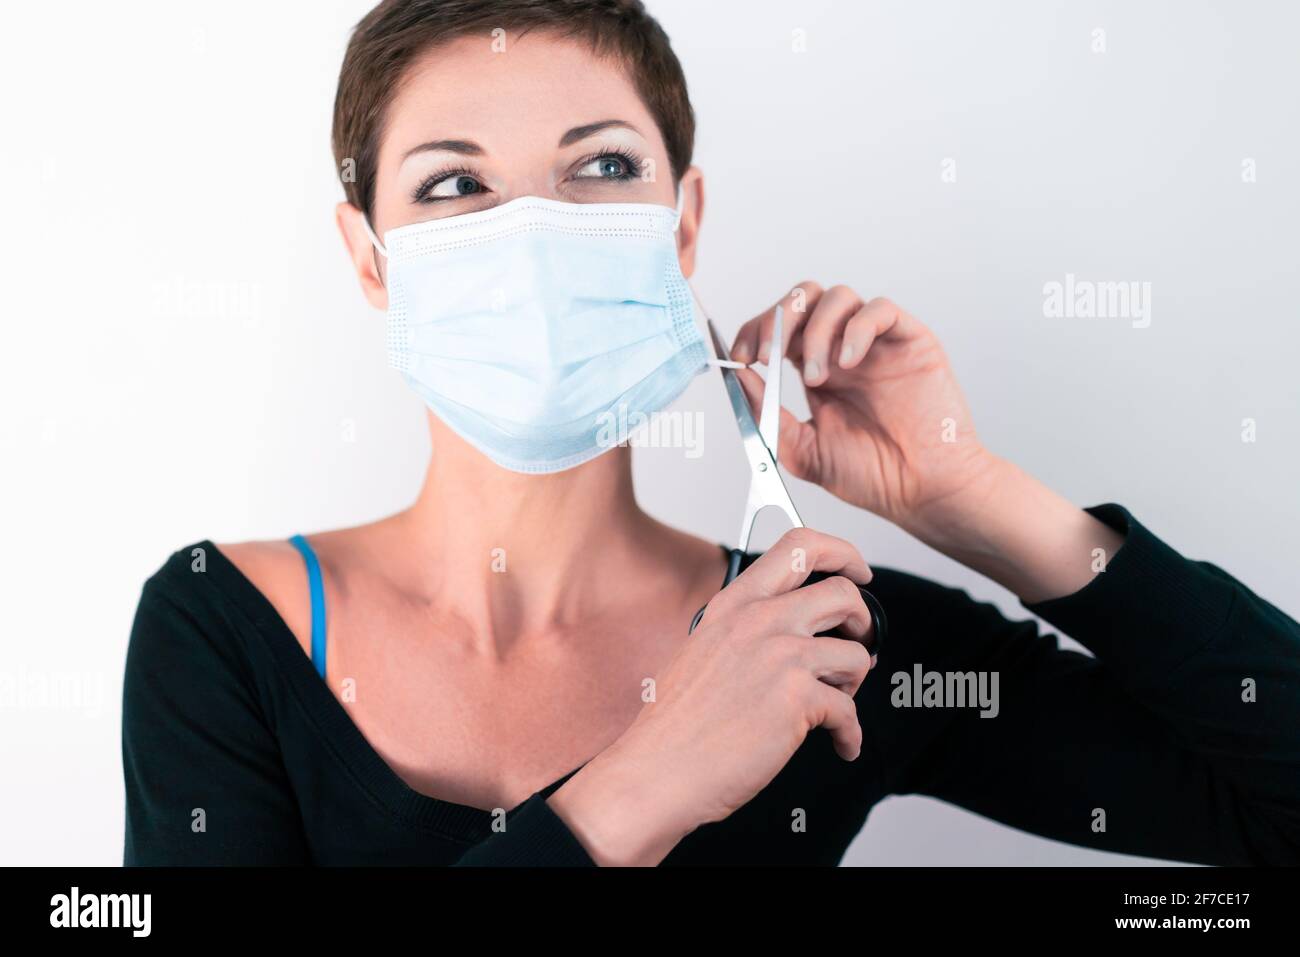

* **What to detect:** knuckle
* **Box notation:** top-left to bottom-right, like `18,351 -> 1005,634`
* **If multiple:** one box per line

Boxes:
785,634 -> 816,670
831,574 -> 860,604
777,526 -> 817,552
777,661 -> 810,704
773,635 -> 808,667
703,588 -> 737,620
831,690 -> 857,722
706,596 -> 742,632
804,315 -> 833,338
847,306 -> 878,333
730,601 -> 766,636
799,676 -> 824,714
788,635 -> 817,670
851,642 -> 873,679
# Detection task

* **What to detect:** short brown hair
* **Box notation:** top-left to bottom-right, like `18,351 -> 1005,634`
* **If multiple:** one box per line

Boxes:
331,0 -> 696,220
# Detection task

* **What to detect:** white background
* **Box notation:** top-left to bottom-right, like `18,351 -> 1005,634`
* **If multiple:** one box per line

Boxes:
1,0 -> 1296,865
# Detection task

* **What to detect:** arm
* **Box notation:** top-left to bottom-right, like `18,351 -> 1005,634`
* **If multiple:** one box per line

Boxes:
123,573 -> 312,865
451,792 -> 597,866
902,455 -> 1127,604
866,504 -> 1300,863
732,286 -> 1300,861
460,741 -> 676,867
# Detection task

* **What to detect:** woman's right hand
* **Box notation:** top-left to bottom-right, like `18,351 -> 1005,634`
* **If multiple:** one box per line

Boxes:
548,528 -> 877,865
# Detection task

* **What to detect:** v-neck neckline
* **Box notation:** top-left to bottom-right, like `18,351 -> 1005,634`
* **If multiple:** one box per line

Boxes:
201,539 -> 587,843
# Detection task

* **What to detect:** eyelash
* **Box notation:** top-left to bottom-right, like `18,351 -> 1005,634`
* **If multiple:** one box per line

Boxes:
572,146 -> 644,182
409,147 -> 645,204
410,165 -> 482,205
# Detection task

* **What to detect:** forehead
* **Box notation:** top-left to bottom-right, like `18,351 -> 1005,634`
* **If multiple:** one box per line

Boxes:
381,31 -> 660,156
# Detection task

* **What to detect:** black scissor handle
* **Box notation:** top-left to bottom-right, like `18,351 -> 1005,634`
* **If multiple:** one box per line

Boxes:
689,572 -> 887,657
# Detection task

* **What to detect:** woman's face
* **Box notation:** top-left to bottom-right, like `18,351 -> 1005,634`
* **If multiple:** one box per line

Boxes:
339,30 -> 703,309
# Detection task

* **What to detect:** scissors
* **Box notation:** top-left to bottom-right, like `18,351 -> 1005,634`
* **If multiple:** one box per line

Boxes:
688,304 -> 887,655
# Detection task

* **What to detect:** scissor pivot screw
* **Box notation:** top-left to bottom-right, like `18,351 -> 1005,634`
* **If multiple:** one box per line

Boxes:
757,461 -> 768,472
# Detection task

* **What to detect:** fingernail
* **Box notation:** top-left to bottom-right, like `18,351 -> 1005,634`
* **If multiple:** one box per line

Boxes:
759,340 -> 770,362
733,342 -> 751,362
804,359 -> 821,384
839,341 -> 855,366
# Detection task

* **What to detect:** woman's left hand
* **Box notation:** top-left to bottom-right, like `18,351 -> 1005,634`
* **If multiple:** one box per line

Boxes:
730,283 -> 997,534
730,282 -> 1128,604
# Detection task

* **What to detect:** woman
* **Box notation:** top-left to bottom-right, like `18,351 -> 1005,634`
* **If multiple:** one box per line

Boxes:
122,0 -> 1300,866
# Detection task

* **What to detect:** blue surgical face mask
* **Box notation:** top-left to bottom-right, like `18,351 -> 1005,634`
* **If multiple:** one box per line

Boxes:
364,192 -> 709,474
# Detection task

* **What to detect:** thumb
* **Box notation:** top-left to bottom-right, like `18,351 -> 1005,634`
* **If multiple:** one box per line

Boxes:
734,366 -> 820,483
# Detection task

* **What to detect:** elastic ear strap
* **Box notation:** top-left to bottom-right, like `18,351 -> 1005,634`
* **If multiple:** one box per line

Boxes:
687,283 -> 748,369
672,184 -> 685,229
362,216 -> 388,258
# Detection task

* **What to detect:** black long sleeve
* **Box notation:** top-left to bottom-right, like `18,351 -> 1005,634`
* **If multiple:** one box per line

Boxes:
861,504 -> 1300,865
123,572 -> 313,865
122,505 -> 1300,865
451,793 -> 595,866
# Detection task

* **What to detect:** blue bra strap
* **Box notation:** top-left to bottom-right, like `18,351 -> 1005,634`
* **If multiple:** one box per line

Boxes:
288,534 -> 327,680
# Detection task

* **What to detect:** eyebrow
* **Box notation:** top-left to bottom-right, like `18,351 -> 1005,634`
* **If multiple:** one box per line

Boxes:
400,120 -> 643,163
401,139 -> 484,162
559,119 -> 642,147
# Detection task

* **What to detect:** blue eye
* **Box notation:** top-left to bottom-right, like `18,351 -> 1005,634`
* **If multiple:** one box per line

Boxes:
411,169 -> 488,204
428,174 -> 483,198
575,151 -> 639,181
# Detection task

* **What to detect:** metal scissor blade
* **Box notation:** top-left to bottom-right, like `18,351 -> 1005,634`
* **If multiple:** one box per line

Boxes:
758,304 -> 783,455
705,319 -> 803,552
706,319 -> 762,443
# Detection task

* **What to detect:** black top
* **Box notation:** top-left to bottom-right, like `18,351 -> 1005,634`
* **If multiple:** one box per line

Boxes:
121,505 -> 1300,865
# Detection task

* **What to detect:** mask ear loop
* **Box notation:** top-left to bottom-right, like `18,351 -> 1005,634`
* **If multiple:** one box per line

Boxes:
679,194 -> 747,370
360,215 -> 389,289
671,183 -> 689,233
677,188 -> 744,369
689,284 -> 749,370
362,216 -> 389,259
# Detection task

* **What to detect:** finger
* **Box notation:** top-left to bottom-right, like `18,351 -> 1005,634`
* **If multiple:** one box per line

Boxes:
837,297 -> 924,371
802,635 -> 875,698
798,285 -> 864,387
763,575 -> 873,642
730,315 -> 762,365
734,366 -> 819,482
808,681 -> 863,761
764,281 -> 822,363
719,528 -> 872,610
731,281 -> 824,364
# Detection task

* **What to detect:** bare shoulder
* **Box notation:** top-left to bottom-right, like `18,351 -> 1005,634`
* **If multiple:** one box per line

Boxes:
214,538 -> 315,657
214,520 -> 399,658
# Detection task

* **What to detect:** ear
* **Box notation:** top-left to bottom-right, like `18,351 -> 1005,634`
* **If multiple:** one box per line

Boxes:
674,167 -> 705,280
335,201 -> 388,311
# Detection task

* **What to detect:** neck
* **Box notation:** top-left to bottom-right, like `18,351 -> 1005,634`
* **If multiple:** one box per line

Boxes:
395,415 -> 662,640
